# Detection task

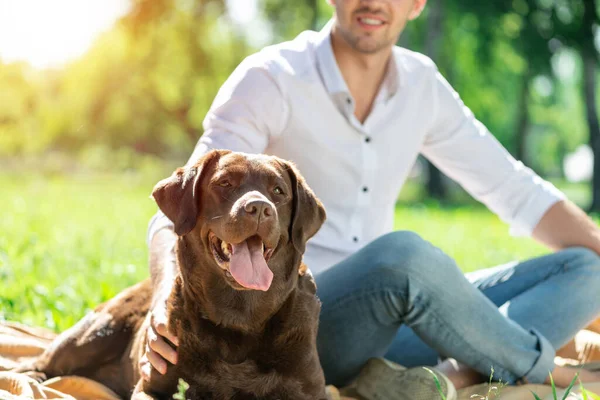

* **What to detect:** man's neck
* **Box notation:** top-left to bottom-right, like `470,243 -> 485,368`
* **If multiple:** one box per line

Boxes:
330,28 -> 392,123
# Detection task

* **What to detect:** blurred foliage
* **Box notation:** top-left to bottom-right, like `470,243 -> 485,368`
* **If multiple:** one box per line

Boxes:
406,1 -> 592,175
0,0 -> 599,205
0,0 -> 248,162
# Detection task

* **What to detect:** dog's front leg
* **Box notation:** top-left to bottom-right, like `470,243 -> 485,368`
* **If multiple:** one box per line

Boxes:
13,309 -> 130,378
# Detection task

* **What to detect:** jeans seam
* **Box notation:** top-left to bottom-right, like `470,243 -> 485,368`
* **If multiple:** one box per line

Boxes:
562,255 -> 576,273
321,287 -> 400,318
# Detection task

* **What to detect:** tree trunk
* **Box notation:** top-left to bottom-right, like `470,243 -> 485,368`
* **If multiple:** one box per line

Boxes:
308,0 -> 318,30
581,0 -> 600,212
515,64 -> 532,163
424,0 -> 448,201
583,50 -> 600,211
425,0 -> 443,59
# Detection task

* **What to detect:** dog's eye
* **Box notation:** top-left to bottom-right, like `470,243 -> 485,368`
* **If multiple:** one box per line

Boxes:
273,186 -> 283,195
218,181 -> 231,188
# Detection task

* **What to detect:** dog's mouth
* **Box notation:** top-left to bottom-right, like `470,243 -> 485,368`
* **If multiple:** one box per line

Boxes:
209,231 -> 275,291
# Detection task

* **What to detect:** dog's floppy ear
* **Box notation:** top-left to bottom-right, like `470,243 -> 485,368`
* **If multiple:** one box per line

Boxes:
282,160 -> 326,253
151,150 -> 221,236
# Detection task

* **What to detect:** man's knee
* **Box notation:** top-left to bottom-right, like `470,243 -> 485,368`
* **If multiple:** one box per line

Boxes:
365,231 -> 452,283
561,246 -> 600,274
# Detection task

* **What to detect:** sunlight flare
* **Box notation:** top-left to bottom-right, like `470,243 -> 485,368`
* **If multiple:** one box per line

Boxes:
0,0 -> 129,69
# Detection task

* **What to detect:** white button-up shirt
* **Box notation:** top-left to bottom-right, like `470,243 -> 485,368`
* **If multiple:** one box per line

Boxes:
150,20 -> 565,275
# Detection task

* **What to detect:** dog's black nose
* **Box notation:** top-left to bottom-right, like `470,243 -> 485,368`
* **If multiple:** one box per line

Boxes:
244,199 -> 273,219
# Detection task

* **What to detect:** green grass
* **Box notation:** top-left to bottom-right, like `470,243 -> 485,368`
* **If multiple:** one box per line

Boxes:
581,380 -> 600,399
0,171 -> 569,331
0,172 -> 160,331
429,367 -> 600,400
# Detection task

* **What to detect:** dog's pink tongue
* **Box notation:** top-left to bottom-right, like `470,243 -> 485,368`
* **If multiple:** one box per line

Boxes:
229,237 -> 273,291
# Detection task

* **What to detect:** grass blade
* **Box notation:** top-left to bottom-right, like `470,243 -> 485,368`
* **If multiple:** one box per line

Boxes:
580,381 -> 590,400
531,390 -> 543,400
549,372 -> 557,400
423,367 -> 446,400
561,371 -> 579,400
173,378 -> 189,400
585,389 -> 600,400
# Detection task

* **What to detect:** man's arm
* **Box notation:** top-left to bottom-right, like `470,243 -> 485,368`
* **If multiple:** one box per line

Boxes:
421,63 -> 566,239
422,63 -> 600,252
149,228 -> 178,306
533,199 -> 600,254
143,227 -> 180,377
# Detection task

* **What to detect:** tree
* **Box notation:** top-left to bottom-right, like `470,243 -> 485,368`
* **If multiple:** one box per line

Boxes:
261,0 -> 324,41
423,0 -> 448,201
54,0 -> 249,158
580,0 -> 600,211
546,0 -> 600,210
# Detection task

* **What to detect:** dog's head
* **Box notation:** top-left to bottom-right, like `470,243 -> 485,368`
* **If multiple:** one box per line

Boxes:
151,150 -> 325,292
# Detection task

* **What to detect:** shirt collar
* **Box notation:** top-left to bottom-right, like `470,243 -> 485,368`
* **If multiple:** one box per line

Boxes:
315,19 -> 349,96
314,19 -> 401,103
383,55 -> 400,100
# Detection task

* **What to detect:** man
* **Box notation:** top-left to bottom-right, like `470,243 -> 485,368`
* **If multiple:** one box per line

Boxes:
140,0 -> 600,398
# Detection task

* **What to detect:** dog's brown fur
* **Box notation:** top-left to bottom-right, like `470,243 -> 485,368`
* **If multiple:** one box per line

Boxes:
15,150 -> 328,400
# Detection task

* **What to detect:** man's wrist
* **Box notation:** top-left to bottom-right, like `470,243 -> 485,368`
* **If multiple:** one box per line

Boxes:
152,284 -> 172,310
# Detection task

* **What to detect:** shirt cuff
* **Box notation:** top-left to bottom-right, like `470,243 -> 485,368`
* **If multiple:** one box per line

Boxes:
509,180 -> 566,237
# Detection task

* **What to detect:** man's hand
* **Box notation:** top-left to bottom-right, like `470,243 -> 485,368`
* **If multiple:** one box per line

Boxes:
139,299 -> 179,381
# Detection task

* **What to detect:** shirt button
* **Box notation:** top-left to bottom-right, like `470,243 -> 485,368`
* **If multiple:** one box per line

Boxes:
353,237 -> 359,242
365,136 -> 371,143
362,186 -> 369,193
346,98 -> 352,104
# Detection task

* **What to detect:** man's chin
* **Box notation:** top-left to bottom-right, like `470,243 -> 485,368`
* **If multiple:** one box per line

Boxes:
351,37 -> 394,54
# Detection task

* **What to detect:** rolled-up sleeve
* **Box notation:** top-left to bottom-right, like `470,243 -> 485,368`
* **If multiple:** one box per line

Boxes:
421,67 -> 565,237
148,58 -> 288,245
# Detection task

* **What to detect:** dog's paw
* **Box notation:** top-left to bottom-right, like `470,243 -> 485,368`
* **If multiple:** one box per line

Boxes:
23,370 -> 48,383
11,362 -> 48,383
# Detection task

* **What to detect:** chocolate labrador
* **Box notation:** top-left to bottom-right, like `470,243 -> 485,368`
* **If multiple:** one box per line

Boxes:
15,149 -> 328,399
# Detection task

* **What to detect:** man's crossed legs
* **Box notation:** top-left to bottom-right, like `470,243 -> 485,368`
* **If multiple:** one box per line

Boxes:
315,231 -> 600,390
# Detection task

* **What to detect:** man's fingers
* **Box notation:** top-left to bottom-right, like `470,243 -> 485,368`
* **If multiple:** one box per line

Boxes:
153,319 -> 179,347
148,325 -> 178,365
143,302 -> 178,379
145,343 -> 167,375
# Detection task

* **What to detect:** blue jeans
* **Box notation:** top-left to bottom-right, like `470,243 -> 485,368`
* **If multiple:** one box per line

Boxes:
315,231 -> 600,387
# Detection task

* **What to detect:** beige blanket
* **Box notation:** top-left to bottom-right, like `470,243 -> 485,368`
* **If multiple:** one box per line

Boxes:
2,320 -> 600,400
0,321 -> 120,400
